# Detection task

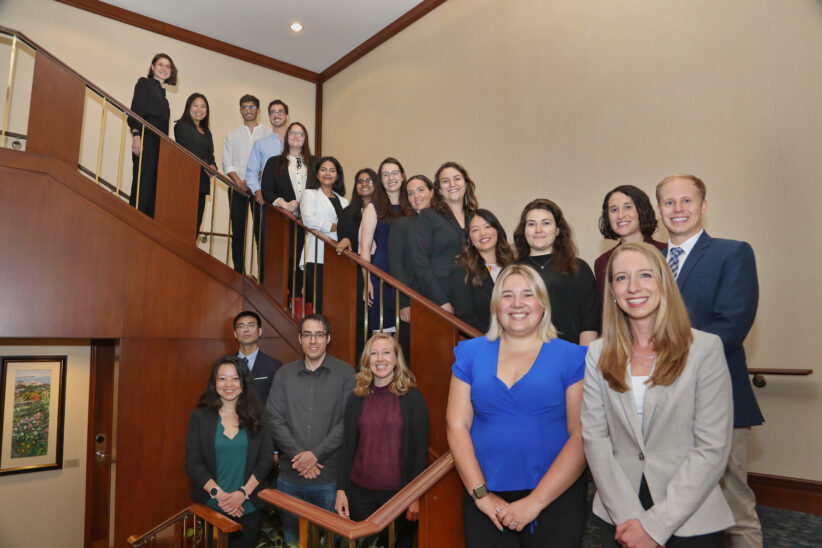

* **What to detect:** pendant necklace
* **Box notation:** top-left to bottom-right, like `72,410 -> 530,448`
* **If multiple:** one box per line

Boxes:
529,255 -> 553,270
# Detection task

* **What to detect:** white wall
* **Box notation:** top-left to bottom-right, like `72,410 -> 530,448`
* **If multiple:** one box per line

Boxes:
322,0 -> 822,479
0,342 -> 91,548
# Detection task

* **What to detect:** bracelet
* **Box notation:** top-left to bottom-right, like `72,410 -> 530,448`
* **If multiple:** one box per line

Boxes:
239,486 -> 250,500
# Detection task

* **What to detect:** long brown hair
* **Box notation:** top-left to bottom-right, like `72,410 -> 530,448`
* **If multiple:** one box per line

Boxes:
431,161 -> 479,217
598,242 -> 693,392
513,198 -> 579,275
457,209 -> 515,286
354,333 -> 416,396
274,122 -> 312,174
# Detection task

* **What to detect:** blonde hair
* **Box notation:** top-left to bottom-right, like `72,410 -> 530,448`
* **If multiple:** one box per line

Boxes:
655,173 -> 706,203
599,242 -> 693,392
354,333 -> 416,396
486,264 -> 557,342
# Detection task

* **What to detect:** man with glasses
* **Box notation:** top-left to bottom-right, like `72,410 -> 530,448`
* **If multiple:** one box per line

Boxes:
267,313 -> 356,545
233,310 -> 281,403
222,95 -> 273,274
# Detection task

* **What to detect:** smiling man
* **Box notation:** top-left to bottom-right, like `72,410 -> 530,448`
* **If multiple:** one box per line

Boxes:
656,173 -> 763,548
233,310 -> 281,404
266,313 -> 356,545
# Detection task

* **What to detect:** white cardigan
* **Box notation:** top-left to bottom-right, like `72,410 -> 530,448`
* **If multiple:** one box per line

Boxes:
298,188 -> 348,267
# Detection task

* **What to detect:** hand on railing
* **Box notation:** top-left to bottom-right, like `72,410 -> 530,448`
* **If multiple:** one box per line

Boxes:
335,490 -> 350,518
336,238 -> 352,254
406,498 -> 420,521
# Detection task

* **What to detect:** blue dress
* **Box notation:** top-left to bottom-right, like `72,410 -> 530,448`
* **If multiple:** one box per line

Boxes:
368,206 -> 399,330
452,336 -> 586,492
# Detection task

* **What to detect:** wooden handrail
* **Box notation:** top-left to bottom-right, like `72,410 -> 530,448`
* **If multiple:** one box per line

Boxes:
126,503 -> 240,545
258,451 -> 455,540
0,25 -> 247,195
748,369 -> 812,376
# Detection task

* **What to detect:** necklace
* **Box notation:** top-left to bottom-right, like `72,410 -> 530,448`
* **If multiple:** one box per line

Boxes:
529,255 -> 553,270
632,349 -> 656,360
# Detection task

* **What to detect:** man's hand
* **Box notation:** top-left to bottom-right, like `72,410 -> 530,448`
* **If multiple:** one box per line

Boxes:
255,190 -> 265,205
292,450 -> 318,473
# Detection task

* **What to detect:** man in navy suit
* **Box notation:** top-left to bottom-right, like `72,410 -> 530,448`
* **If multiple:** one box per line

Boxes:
233,310 -> 282,405
657,174 -> 763,547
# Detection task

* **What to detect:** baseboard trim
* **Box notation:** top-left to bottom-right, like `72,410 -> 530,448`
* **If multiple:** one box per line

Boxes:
749,472 -> 822,515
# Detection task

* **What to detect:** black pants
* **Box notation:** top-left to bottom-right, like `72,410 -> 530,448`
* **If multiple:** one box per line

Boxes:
129,132 -> 160,217
463,473 -> 587,548
226,508 -> 262,548
597,476 -> 724,548
229,189 -> 251,273
348,482 -> 415,548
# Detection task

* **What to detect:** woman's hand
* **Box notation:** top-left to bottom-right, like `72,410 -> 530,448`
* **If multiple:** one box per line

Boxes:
364,278 -> 374,307
399,306 -> 411,322
474,493 -> 509,532
497,494 -> 543,532
405,499 -> 420,521
131,135 -> 141,156
441,302 -> 454,314
615,519 -> 662,548
218,491 -> 245,517
335,490 -> 350,518
287,199 -> 300,212
336,238 -> 351,255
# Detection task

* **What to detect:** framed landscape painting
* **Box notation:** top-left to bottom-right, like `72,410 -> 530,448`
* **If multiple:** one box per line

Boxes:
0,356 -> 67,476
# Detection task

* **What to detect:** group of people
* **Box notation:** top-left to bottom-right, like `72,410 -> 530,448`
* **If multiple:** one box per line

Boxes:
185,311 -> 428,547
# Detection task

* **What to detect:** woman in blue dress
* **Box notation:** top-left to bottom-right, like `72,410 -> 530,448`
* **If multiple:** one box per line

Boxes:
446,264 -> 588,547
359,158 -> 403,333
185,356 -> 273,548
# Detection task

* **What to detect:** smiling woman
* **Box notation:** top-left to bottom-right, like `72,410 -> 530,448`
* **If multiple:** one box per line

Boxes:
174,92 -> 217,234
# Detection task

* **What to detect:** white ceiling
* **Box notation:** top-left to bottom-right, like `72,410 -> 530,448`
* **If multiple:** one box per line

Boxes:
101,0 -> 422,73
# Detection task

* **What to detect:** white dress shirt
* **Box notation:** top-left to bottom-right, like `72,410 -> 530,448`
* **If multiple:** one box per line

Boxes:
666,229 -> 704,273
222,123 -> 273,181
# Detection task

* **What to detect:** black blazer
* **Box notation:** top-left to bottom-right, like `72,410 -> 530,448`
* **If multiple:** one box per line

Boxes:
184,406 -> 274,504
260,155 -> 318,205
249,352 -> 282,405
411,207 -> 471,305
174,120 -> 215,194
337,205 -> 362,254
127,77 -> 169,135
450,263 -> 494,333
337,388 -> 429,493
388,214 -> 419,308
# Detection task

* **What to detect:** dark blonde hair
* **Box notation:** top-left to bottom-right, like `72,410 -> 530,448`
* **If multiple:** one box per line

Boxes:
486,264 -> 557,342
598,242 -> 693,392
655,173 -> 707,203
354,333 -> 416,396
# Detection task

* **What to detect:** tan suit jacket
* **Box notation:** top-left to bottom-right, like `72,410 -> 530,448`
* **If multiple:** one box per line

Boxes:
581,329 -> 734,544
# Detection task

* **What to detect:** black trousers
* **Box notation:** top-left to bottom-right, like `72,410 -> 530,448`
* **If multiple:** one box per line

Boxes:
463,473 -> 587,548
348,482 -> 415,548
597,476 -> 724,548
229,189 -> 251,273
225,508 -> 262,548
129,132 -> 161,217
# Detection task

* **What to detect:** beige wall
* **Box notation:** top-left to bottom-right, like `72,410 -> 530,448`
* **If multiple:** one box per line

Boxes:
0,342 -> 91,548
323,0 -> 822,480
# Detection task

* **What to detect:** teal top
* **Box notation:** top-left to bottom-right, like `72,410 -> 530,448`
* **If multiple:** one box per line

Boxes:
206,417 -> 257,514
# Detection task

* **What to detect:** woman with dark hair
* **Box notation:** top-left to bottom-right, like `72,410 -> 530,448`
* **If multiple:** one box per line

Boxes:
336,168 -> 376,255
300,156 -> 348,313
451,209 -> 515,333
174,92 -> 218,233
359,158 -> 403,333
128,53 -> 176,217
261,122 -> 316,305
411,161 -> 479,312
335,333 -> 429,548
185,355 -> 273,548
594,185 -> 667,298
447,264 -> 589,547
582,242 -> 733,548
514,199 -> 600,346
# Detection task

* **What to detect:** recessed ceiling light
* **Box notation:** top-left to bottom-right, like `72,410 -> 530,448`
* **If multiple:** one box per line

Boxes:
290,22 -> 303,32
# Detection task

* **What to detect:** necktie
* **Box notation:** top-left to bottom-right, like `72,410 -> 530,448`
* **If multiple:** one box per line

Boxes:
240,356 -> 250,371
296,157 -> 302,170
668,247 -> 684,279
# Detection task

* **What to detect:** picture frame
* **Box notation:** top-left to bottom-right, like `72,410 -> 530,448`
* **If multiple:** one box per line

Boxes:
0,356 -> 67,476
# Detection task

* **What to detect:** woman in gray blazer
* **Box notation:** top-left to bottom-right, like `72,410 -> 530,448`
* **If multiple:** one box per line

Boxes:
582,242 -> 734,548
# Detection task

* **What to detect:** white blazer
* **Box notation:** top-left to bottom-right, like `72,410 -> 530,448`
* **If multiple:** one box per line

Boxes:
581,329 -> 734,545
299,188 -> 348,268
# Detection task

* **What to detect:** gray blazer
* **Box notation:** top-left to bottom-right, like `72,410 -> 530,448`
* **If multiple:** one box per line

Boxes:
581,329 -> 734,544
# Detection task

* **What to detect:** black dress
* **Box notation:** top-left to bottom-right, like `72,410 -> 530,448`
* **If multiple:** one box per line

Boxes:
520,255 -> 601,344
450,263 -> 495,333
174,119 -> 215,232
128,77 -> 169,217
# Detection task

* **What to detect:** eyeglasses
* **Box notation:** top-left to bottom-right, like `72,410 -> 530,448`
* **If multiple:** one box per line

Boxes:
300,331 -> 327,340
235,322 -> 258,330
357,178 -> 374,185
381,170 -> 401,178
288,131 -> 305,137
240,105 -> 258,111
270,109 -> 286,116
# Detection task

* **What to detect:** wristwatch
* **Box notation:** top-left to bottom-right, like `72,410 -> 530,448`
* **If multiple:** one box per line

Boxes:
209,487 -> 221,499
471,483 -> 488,500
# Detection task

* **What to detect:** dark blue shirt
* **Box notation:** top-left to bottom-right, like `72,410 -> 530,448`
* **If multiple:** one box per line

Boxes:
452,336 -> 586,491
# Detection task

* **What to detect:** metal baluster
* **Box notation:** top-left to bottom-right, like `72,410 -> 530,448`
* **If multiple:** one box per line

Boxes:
379,278 -> 384,332
302,228 -> 308,318
208,174 -> 216,254
291,222 -> 298,313
363,268 -> 369,344
134,125 -> 145,211
225,187 -> 232,266
312,230 -> 319,312
1,35 -> 17,148
116,115 -> 126,198
94,97 -> 106,184
395,286 -> 401,338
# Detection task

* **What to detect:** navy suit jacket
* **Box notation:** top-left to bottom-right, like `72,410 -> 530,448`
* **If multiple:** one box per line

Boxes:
672,232 -> 763,428
249,352 -> 282,405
